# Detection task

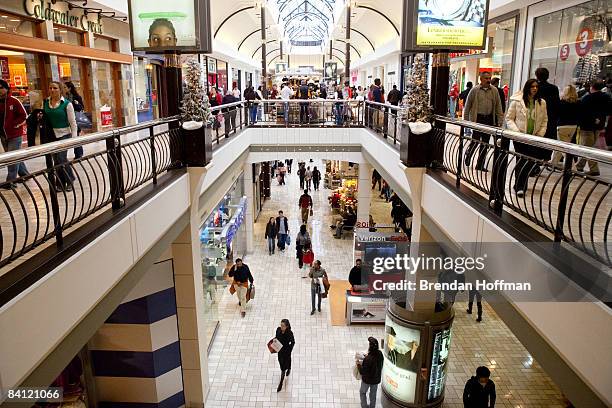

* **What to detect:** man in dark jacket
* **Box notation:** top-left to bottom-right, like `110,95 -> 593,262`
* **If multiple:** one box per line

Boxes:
275,210 -> 289,251
221,90 -> 238,136
578,79 -> 611,176
0,79 -> 28,188
358,337 -> 384,408
228,258 -> 254,317
459,81 -> 473,107
387,85 -> 402,106
463,366 -> 496,408
299,80 -> 310,122
535,67 -> 560,161
348,259 -> 364,288
490,77 -> 506,113
298,189 -> 313,223
297,163 -> 306,189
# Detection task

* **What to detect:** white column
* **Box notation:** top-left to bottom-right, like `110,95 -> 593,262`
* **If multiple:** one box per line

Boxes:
243,162 -> 255,255
357,163 -> 372,225
465,59 -> 481,88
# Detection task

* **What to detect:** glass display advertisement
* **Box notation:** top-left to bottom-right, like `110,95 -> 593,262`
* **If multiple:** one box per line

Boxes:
428,328 -> 452,401
128,0 -> 212,52
381,316 -> 421,403
403,0 -> 490,50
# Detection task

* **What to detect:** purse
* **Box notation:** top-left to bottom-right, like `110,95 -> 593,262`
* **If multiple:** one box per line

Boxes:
286,235 -> 291,246
321,275 -> 330,298
229,284 -> 236,295
352,364 -> 362,380
75,111 -> 92,129
267,338 -> 283,354
310,208 -> 314,216
249,283 -> 255,299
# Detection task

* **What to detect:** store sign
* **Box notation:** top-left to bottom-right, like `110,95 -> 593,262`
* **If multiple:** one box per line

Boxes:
427,328 -> 452,401
559,44 -> 570,61
402,0 -> 490,51
382,316 -> 421,403
24,0 -> 103,34
575,28 -> 594,57
128,0 -> 212,53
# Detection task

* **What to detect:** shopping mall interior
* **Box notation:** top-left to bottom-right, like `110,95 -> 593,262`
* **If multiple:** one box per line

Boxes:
0,0 -> 610,407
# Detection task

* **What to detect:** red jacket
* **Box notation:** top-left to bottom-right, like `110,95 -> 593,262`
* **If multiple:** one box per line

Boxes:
1,95 -> 27,140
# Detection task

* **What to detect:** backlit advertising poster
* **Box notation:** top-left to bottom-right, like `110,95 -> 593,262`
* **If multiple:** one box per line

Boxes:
381,316 -> 421,403
324,62 -> 337,81
416,0 -> 488,48
128,0 -> 212,52
428,328 -> 452,401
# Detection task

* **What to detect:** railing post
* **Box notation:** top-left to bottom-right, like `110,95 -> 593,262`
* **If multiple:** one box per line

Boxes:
45,153 -> 63,246
554,153 -> 574,242
149,125 -> 157,185
106,131 -> 125,210
488,130 -> 508,215
456,125 -> 465,188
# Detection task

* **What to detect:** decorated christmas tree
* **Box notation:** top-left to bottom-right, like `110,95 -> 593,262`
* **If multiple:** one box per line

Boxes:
181,58 -> 211,125
402,54 -> 433,123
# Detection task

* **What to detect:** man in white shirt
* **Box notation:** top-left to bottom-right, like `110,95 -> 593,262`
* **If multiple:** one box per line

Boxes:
280,84 -> 294,123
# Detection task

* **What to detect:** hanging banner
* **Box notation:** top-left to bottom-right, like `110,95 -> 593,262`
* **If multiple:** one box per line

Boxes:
402,0 -> 490,51
128,0 -> 212,52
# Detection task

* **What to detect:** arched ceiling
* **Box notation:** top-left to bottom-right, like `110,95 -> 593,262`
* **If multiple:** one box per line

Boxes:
211,0 -> 402,67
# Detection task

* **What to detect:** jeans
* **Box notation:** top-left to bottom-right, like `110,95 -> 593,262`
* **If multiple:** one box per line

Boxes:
313,179 -> 320,190
249,105 -> 258,124
283,102 -> 289,123
277,233 -> 287,250
311,286 -> 321,311
465,114 -> 494,169
300,103 -> 309,122
467,289 -> 482,318
4,137 -> 29,182
360,381 -> 378,408
267,237 -> 275,254
335,104 -> 344,125
52,134 -> 75,187
449,98 -> 457,118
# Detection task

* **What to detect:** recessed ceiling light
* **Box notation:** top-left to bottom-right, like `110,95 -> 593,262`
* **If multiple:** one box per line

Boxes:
1,16 -> 8,18
9,19 -> 20,22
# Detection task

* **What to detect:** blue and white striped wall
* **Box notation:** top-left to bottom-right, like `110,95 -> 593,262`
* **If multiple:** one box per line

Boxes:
89,259 -> 185,407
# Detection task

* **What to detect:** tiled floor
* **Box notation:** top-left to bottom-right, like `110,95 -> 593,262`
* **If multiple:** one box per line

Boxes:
205,160 -> 566,408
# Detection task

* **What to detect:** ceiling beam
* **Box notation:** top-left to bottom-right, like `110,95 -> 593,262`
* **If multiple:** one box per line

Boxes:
214,6 -> 256,39
355,5 -> 400,36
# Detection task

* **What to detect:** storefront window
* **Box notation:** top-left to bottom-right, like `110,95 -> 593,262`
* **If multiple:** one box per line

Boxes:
0,13 -> 35,37
95,61 -> 117,128
217,60 -> 228,95
93,35 -> 113,51
531,0 -> 611,92
53,26 -> 83,45
134,57 -> 160,122
0,50 -> 43,113
207,57 -> 218,91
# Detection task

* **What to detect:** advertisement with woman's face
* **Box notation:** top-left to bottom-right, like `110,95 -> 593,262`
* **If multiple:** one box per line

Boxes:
382,316 -> 421,403
129,0 -> 198,50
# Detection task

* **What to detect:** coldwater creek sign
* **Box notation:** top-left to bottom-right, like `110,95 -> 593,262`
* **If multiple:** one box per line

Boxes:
24,0 -> 103,34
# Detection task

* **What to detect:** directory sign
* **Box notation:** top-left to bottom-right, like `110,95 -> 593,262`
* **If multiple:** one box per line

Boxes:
402,0 -> 490,51
128,0 -> 212,52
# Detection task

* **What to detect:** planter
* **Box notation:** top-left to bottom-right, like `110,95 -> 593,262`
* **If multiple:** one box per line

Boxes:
181,125 -> 212,167
400,122 -> 434,167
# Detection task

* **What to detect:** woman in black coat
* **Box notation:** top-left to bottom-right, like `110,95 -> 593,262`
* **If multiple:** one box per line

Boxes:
265,217 -> 278,255
275,319 -> 295,392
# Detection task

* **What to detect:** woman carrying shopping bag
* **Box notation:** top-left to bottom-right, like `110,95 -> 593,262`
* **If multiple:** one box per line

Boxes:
308,260 -> 328,315
295,225 -> 311,269
265,217 -> 278,255
274,319 -> 295,392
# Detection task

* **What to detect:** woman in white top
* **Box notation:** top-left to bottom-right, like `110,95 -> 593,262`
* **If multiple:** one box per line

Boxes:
43,81 -> 78,191
505,78 -> 548,197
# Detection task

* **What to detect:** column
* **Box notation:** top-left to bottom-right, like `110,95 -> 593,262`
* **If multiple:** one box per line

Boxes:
357,163 -> 372,226
345,2 -> 351,80
465,58 -> 480,88
163,53 -> 183,117
260,2 -> 267,95
171,168 -> 209,407
243,162 -> 255,255
89,260 -> 185,407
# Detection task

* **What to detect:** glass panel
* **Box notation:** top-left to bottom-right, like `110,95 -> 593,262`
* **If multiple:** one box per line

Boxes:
491,17 -> 516,96
96,61 -> 117,128
134,58 -> 159,122
93,36 -> 113,51
53,26 -> 83,45
531,10 -> 563,82
0,50 -> 43,113
0,14 -> 35,37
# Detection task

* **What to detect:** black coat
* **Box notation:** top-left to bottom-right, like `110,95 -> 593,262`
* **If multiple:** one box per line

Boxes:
349,266 -> 363,287
312,169 -> 321,181
26,109 -> 54,146
495,86 -> 506,113
265,222 -> 277,239
275,327 -> 295,371
275,216 -> 289,235
359,350 -> 383,385
558,100 -> 582,127
537,80 -> 560,139
463,377 -> 496,408
228,264 -> 253,284
580,91 -> 612,131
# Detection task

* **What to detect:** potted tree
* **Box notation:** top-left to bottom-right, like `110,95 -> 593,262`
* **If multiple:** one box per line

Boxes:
400,54 -> 435,167
181,58 -> 213,167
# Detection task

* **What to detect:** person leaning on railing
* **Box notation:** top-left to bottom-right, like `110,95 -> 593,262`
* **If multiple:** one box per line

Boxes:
505,79 -> 548,198
0,79 -> 29,189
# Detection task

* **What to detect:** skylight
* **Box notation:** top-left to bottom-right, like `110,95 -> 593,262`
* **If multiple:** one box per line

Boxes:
274,0 -> 337,46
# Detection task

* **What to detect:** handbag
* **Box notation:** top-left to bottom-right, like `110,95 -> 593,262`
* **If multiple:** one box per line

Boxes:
247,283 -> 255,300
267,338 -> 283,354
321,275 -> 330,298
286,235 -> 291,246
229,284 -> 236,295
310,208 -> 314,216
75,111 -> 92,129
352,364 -> 362,380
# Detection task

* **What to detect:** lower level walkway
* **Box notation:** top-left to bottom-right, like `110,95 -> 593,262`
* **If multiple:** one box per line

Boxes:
205,159 -> 566,408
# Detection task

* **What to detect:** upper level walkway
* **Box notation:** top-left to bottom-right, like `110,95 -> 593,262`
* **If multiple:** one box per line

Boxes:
0,100 -> 610,406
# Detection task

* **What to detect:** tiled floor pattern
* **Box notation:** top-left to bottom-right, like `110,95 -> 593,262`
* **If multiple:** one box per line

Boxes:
205,160 -> 566,408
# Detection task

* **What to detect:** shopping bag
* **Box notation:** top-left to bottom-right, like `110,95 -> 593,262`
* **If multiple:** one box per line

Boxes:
352,364 -> 361,380
249,284 -> 255,300
229,284 -> 236,295
321,276 -> 330,298
267,338 -> 283,354
286,235 -> 291,246
75,111 -> 92,129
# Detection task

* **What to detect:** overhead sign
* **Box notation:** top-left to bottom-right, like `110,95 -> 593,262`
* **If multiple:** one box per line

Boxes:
402,0 -> 490,51
24,0 -> 103,34
128,0 -> 212,52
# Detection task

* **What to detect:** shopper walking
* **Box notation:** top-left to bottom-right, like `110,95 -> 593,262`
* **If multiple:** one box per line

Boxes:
552,85 -> 581,168
312,166 -> 321,191
372,169 -> 382,191
44,81 -> 77,191
298,163 -> 306,189
578,79 -> 611,176
244,86 -> 258,124
280,84 -> 294,123
463,366 -> 496,408
505,79 -> 548,198
275,319 -> 295,392
466,289 -> 483,322
535,68 -> 560,149
265,217 -> 278,255
299,80 -> 310,122
459,81 -> 473,108
387,85 -> 402,106
463,72 -> 504,171
285,158 -> 293,173
295,224 -> 311,269
308,260 -> 328,315
276,210 -> 289,251
448,83 -> 459,117
222,89 -> 238,137
0,79 -> 28,189
298,189 -> 313,223
64,81 -> 85,159
490,77 -> 506,114
227,258 -> 254,318
305,166 -> 313,191
357,337 -> 384,408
